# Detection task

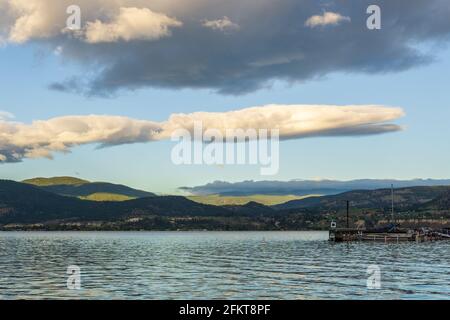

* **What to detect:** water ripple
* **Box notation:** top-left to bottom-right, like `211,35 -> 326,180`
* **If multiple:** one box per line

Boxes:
0,231 -> 449,300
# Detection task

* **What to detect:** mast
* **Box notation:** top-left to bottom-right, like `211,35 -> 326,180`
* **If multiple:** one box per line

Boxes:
346,200 -> 349,228
391,184 -> 394,224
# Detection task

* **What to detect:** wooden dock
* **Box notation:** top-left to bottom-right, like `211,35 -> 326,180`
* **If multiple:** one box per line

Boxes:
329,228 -> 450,242
328,187 -> 450,243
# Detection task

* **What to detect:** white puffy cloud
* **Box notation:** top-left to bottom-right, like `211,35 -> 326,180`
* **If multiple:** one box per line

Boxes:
202,16 -> 239,33
1,0 -> 183,44
6,0 -> 55,43
305,11 -> 350,28
4,0 -> 80,43
0,105 -> 404,163
84,7 -> 182,43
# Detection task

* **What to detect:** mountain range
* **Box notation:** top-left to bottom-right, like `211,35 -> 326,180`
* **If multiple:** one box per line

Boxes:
0,180 -> 237,225
0,177 -> 449,230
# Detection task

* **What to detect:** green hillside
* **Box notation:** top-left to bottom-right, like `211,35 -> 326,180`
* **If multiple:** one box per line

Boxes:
22,176 -> 155,199
23,176 -> 89,186
188,194 -> 314,206
79,193 -> 136,202
0,180 -> 234,225
419,190 -> 450,210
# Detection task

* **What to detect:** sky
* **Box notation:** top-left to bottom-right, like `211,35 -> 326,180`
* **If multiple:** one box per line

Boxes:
0,0 -> 449,193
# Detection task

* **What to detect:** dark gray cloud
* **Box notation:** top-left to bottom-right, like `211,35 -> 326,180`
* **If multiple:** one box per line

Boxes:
181,179 -> 450,196
3,0 -> 450,96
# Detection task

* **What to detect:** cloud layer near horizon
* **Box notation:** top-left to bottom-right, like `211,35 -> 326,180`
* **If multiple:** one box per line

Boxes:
1,0 -> 449,95
180,179 -> 450,196
0,104 -> 404,163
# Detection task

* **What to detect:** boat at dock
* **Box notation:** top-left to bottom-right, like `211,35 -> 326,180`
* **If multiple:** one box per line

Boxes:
328,185 -> 450,242
329,226 -> 450,242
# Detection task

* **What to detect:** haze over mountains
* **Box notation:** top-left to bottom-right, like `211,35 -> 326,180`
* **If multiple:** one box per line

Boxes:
181,179 -> 450,196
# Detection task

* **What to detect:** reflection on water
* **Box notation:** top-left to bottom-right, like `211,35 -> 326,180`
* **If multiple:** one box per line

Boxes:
0,231 -> 449,300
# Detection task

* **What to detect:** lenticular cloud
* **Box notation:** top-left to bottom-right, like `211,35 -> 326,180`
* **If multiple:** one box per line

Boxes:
0,104 -> 404,163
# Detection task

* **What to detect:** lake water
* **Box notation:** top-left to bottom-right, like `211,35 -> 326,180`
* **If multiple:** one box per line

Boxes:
0,231 -> 449,300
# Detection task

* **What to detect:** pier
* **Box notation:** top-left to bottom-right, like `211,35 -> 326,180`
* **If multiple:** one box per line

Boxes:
329,186 -> 450,242
329,227 -> 450,242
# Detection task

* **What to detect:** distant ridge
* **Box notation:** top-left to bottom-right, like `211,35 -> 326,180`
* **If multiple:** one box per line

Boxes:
182,179 -> 450,196
273,186 -> 450,210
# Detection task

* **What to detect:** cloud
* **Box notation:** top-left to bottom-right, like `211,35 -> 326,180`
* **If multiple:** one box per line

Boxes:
1,0 -> 449,95
305,12 -> 350,28
0,115 -> 162,162
160,104 -> 405,140
6,0 -> 55,43
0,104 -> 404,163
180,179 -> 450,196
2,1 -> 182,44
84,7 -> 182,43
202,16 -> 239,32
0,111 -> 14,120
